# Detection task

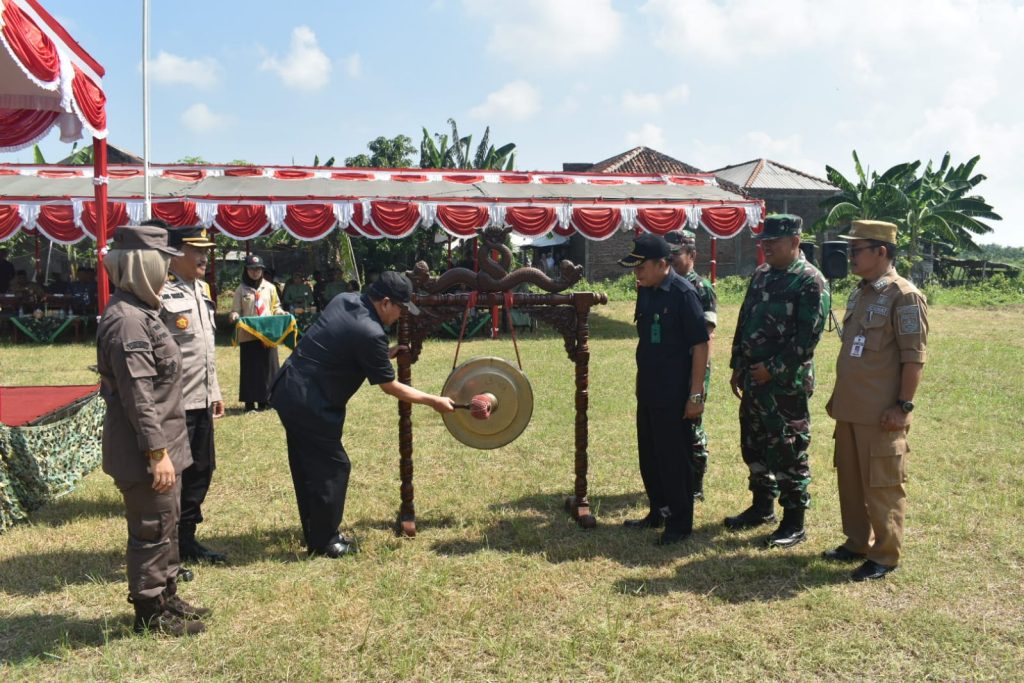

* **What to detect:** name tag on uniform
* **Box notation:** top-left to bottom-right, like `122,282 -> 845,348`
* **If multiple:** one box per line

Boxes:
850,334 -> 865,358
650,314 -> 661,344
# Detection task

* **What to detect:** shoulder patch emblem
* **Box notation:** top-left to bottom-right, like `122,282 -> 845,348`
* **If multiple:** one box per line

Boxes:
175,315 -> 189,330
124,339 -> 152,352
897,305 -> 921,335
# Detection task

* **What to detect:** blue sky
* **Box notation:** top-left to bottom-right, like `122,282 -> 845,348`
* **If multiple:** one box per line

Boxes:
9,0 -> 1024,245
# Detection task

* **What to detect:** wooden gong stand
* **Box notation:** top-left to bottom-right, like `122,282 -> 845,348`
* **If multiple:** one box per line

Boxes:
394,227 -> 607,537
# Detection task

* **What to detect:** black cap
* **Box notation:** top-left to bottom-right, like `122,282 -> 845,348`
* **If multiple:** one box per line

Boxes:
368,271 -> 420,315
244,254 -> 266,269
168,225 -> 216,248
618,233 -> 671,267
110,225 -> 183,256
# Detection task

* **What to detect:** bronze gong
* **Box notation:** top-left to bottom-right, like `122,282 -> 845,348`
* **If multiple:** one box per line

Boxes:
441,356 -> 534,450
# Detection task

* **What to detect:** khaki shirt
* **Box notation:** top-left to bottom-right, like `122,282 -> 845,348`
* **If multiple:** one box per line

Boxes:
97,290 -> 192,481
230,279 -> 283,343
830,268 -> 928,425
160,272 -> 222,410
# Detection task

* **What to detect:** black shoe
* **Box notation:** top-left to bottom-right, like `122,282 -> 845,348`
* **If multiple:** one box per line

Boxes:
693,490 -> 705,502
851,560 -> 897,582
309,540 -> 357,558
656,529 -> 691,546
164,593 -> 211,621
130,595 -> 205,637
822,545 -> 866,562
179,538 -> 228,564
724,505 -> 776,531
765,507 -> 806,549
244,402 -> 256,412
178,567 -> 195,582
623,512 -> 664,530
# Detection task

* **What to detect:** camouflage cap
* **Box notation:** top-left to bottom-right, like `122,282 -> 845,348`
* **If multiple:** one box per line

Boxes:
664,229 -> 697,253
756,214 -> 803,240
840,220 -> 897,245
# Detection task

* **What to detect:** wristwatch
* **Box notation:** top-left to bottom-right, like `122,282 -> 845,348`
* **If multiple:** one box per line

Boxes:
688,393 -> 705,405
145,448 -> 168,462
897,400 -> 914,414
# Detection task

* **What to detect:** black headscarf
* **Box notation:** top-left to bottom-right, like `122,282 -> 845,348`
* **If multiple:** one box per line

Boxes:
242,269 -> 264,288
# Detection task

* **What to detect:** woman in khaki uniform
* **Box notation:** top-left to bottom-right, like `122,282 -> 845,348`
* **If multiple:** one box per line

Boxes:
97,225 -> 210,636
229,254 -> 284,411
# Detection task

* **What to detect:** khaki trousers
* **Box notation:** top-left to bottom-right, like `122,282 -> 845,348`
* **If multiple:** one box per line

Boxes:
833,421 -> 908,567
116,476 -> 181,600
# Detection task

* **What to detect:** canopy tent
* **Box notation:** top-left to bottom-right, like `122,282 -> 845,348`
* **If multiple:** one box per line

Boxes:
0,165 -> 765,249
0,0 -> 109,308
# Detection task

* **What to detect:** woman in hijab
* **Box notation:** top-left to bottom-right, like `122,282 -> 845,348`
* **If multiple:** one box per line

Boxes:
96,225 -> 210,636
229,254 -> 284,411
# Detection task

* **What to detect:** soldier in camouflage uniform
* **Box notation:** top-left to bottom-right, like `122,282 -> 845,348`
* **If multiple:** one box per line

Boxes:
726,214 -> 830,548
666,230 -> 718,501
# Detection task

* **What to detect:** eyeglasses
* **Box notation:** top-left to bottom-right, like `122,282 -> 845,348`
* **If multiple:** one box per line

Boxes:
848,245 -> 879,258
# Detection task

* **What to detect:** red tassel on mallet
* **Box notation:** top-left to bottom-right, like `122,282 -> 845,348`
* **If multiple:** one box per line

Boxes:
454,392 -> 497,420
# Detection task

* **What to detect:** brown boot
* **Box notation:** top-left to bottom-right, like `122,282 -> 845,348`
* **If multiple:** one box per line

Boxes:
163,579 -> 212,621
130,595 -> 206,636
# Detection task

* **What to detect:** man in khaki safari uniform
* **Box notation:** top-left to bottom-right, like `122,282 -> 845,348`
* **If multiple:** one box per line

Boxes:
825,220 -> 928,582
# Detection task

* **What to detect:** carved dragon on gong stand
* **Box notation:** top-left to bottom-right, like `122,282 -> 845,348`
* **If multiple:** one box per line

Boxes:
394,226 -> 606,535
410,226 -> 582,294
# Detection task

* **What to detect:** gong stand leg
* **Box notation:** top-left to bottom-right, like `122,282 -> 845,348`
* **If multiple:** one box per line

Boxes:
396,314 -> 416,537
567,301 -> 597,529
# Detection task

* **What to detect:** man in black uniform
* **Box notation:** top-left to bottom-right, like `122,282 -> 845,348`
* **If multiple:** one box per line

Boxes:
269,271 -> 455,558
620,234 -> 710,545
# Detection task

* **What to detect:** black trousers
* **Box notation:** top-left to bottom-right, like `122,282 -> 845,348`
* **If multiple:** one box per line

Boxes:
636,401 -> 694,534
282,420 -> 351,552
179,407 -> 215,528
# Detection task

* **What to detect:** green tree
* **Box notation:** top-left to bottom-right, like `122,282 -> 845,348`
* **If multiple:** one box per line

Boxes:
345,135 -> 416,168
818,150 -> 1000,266
419,118 -> 516,170
177,155 -> 208,164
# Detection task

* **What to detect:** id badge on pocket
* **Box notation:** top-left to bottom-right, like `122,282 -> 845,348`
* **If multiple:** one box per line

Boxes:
650,314 -> 661,344
850,334 -> 865,358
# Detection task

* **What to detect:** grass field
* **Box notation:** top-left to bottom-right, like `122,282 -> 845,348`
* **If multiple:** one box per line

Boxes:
1,301 -> 1023,681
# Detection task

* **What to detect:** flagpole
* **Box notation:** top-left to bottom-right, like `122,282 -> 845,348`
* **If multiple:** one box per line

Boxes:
142,0 -> 151,219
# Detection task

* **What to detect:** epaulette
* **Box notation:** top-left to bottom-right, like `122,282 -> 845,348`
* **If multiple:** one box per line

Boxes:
200,280 -> 212,298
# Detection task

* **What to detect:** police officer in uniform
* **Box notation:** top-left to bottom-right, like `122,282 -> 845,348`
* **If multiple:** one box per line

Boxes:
665,229 -> 718,501
96,225 -> 209,636
159,225 -> 227,567
726,214 -> 830,548
825,220 -> 928,581
619,234 -> 710,545
269,271 -> 455,558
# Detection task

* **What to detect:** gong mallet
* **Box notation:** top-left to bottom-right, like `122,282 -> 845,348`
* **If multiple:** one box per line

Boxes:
452,392 -> 498,420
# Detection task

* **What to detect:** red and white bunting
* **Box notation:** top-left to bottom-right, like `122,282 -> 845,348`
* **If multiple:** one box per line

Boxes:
0,0 -> 107,149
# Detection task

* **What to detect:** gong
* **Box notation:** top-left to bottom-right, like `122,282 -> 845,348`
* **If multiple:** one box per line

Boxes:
442,356 -> 534,450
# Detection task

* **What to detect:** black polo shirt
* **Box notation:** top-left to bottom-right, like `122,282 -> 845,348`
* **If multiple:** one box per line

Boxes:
634,270 -> 709,406
270,293 -> 395,438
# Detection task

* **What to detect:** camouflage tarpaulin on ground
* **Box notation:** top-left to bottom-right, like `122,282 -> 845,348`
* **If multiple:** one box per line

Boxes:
0,394 -> 105,533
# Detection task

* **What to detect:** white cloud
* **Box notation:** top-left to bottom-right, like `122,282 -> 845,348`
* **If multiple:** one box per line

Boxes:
343,54 -> 362,79
147,51 -> 220,88
180,103 -> 228,133
463,0 -> 622,66
621,84 -> 689,115
625,123 -> 665,149
260,26 -> 331,90
470,81 -> 541,121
